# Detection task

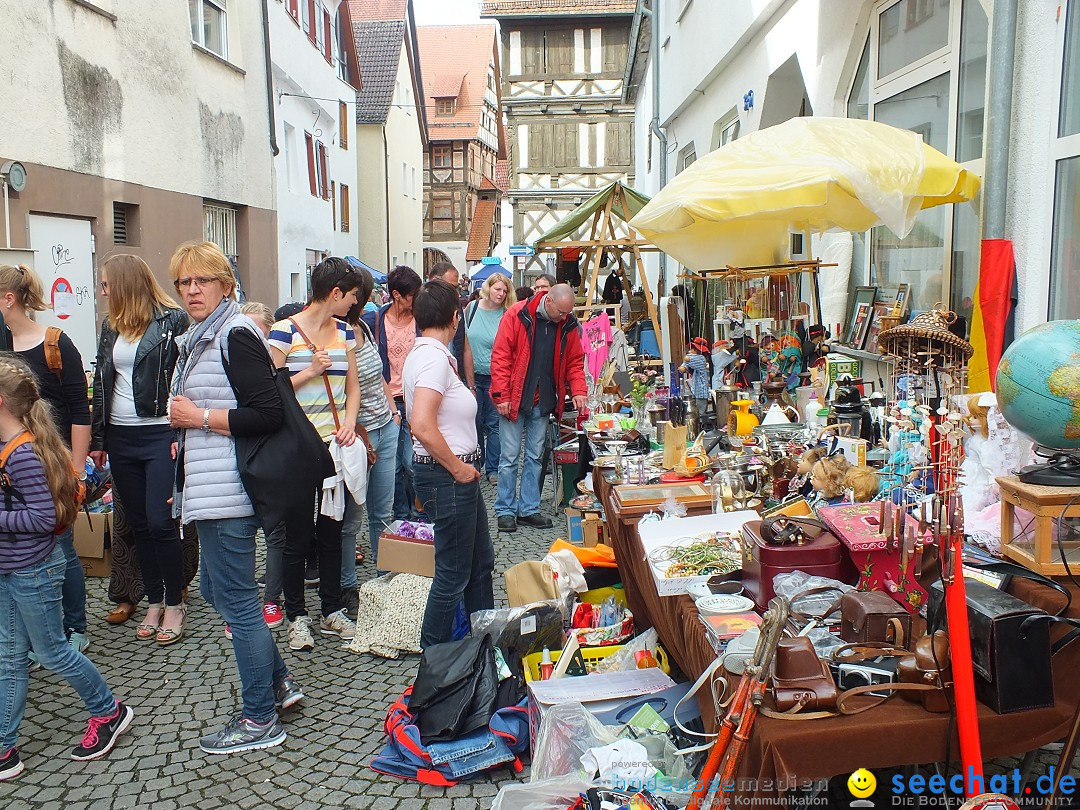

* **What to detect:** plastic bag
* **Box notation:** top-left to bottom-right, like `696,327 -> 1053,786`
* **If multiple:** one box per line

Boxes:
470,601 -> 567,678
492,775 -> 597,810
773,571 -> 853,658
592,628 -> 659,674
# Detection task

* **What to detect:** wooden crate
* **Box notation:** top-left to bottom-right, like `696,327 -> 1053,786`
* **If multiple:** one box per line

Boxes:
997,475 -> 1080,576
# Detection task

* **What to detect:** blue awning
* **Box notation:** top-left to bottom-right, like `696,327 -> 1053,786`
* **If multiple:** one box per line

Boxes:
345,256 -> 387,283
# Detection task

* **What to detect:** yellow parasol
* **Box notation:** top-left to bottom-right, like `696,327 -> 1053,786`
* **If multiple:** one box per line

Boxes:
629,117 -> 980,271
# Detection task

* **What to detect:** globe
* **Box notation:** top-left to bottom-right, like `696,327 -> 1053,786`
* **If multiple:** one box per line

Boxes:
997,320 -> 1080,450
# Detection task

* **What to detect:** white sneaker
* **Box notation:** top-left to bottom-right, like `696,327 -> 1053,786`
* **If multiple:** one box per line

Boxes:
288,617 -> 315,651
69,632 -> 90,654
319,609 -> 356,640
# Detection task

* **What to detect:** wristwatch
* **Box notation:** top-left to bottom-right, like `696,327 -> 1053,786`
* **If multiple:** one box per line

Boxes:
202,408 -> 211,433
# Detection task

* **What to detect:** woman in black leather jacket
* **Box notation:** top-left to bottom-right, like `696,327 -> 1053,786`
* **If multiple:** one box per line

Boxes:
89,255 -> 190,645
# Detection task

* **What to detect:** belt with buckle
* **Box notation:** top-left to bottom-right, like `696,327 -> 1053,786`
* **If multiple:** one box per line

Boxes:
414,447 -> 482,465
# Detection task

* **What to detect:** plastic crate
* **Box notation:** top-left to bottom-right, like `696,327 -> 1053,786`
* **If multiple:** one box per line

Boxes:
579,584 -> 627,608
523,643 -> 669,683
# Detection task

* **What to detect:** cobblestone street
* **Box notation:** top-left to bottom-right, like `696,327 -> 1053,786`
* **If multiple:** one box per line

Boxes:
2,478 -> 1076,809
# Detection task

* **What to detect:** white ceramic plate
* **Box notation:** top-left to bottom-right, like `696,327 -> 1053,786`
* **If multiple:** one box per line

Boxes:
686,582 -> 713,601
696,594 -> 755,616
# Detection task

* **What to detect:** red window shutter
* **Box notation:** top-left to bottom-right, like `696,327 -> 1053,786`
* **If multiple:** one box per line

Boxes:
305,133 -> 317,196
307,0 -> 317,43
319,144 -> 329,199
288,0 -> 298,20
323,11 -> 332,61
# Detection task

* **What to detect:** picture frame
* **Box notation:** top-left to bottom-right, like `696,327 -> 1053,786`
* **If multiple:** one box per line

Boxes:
865,302 -> 892,354
845,286 -> 878,346
891,283 -> 910,318
848,302 -> 873,350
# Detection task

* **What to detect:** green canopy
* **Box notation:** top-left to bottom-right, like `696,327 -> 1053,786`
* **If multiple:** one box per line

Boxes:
533,182 -> 652,247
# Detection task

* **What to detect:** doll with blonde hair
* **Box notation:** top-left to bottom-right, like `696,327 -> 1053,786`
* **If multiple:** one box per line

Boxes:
845,465 -> 881,503
810,453 -> 852,507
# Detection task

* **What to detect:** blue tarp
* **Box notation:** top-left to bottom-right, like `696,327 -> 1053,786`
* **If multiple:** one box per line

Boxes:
345,256 -> 387,284
467,261 -> 510,291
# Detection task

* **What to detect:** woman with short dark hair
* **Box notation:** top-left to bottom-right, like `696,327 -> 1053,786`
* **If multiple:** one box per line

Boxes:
403,280 -> 494,648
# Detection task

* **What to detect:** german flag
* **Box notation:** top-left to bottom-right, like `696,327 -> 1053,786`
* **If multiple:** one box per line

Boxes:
968,239 -> 1017,392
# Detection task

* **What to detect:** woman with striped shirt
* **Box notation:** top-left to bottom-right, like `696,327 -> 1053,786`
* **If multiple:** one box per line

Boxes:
268,258 -> 361,652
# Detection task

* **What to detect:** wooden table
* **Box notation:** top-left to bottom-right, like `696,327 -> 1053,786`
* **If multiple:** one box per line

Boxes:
997,474 -> 1080,576
598,470 -> 1080,801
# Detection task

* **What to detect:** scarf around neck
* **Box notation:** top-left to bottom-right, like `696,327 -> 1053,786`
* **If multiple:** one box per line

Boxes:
172,297 -> 239,396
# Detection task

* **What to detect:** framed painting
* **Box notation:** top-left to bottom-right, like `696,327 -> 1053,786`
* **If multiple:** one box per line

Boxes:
845,286 -> 878,346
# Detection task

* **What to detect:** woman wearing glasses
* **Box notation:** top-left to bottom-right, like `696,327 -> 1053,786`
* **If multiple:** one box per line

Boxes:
90,255 -> 190,644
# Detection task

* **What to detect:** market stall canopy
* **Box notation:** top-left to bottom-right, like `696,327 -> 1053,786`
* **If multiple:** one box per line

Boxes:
629,117 -> 981,272
533,181 -> 652,247
467,258 -> 510,291
345,256 -> 387,284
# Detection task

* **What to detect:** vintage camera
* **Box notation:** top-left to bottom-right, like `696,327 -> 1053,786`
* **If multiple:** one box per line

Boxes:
830,655 -> 901,697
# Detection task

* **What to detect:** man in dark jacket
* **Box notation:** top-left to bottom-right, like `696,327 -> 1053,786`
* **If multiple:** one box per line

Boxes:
489,284 -> 587,532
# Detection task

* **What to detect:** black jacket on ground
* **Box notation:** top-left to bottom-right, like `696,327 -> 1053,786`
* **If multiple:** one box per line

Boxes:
91,308 -> 190,452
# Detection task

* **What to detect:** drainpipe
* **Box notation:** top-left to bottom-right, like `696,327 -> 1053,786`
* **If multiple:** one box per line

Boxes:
261,0 -> 279,157
981,0 -> 1017,341
638,0 -> 668,293
383,129 -> 392,270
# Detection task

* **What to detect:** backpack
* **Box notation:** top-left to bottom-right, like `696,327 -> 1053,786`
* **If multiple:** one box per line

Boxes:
0,430 -> 86,534
370,687 -> 529,785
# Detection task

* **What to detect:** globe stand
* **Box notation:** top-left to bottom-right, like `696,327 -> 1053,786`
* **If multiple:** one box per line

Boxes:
1019,449 -> 1080,487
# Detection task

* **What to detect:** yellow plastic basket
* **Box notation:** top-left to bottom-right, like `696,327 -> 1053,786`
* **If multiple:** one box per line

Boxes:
523,643 -> 669,683
579,585 -> 628,608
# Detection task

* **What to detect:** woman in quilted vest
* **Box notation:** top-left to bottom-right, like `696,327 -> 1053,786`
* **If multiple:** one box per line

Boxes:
167,241 -> 302,755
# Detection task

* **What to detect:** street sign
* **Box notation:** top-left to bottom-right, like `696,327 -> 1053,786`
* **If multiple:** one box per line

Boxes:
509,244 -> 535,256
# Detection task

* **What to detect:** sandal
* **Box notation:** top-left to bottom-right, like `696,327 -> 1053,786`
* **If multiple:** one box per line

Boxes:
107,602 -> 136,625
136,603 -> 164,641
156,604 -> 187,646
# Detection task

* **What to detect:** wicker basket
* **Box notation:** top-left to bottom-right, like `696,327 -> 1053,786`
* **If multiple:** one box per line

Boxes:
878,305 -> 973,359
574,610 -> 635,647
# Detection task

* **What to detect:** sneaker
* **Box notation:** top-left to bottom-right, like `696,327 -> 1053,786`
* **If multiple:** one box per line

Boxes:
517,513 -> 553,529
274,675 -> 304,710
288,617 -> 314,651
497,515 -> 517,532
71,702 -> 134,761
69,631 -> 90,654
0,748 -> 24,781
199,713 -> 286,755
224,625 -> 233,640
27,650 -> 40,672
319,609 -> 356,640
487,474 -> 498,486
263,602 -> 284,629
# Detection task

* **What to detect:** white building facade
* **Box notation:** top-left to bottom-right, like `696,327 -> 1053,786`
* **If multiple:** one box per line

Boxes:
271,0 -> 362,304
629,0 -> 1080,336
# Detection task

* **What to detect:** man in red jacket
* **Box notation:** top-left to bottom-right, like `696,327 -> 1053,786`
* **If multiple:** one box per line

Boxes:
490,284 -> 587,532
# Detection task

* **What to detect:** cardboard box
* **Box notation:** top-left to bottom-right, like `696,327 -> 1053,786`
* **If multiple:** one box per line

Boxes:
637,510 -> 759,596
73,510 -> 112,578
836,436 -> 867,466
377,520 -> 434,577
825,354 -> 862,389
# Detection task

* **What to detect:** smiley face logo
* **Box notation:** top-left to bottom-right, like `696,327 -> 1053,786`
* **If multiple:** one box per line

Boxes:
848,768 -> 877,799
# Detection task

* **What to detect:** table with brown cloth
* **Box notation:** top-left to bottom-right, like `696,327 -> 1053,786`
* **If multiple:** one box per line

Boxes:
596,471 -> 1080,800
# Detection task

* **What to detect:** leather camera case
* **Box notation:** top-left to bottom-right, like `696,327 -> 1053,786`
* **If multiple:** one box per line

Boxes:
840,591 -> 912,647
897,631 -> 952,713
772,636 -> 839,712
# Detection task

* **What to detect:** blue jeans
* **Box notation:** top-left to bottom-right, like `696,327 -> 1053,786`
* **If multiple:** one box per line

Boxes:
414,464 -> 494,648
57,528 -> 87,634
392,400 -> 416,520
0,546 -> 116,751
474,373 -> 500,477
197,517 -> 288,724
342,417 -> 399,583
495,404 -> 549,518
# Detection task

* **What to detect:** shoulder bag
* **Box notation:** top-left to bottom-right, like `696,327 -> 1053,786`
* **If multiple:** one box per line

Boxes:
223,326 -> 335,531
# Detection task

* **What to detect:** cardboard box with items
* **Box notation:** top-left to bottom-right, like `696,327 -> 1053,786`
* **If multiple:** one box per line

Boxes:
377,519 -> 435,577
72,510 -> 112,578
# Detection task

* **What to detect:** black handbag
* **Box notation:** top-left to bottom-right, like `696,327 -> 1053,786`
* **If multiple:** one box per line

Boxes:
223,338 -> 334,531
410,635 -> 499,744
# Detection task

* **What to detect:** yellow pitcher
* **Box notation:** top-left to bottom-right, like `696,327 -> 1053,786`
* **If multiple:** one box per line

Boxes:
728,399 -> 760,438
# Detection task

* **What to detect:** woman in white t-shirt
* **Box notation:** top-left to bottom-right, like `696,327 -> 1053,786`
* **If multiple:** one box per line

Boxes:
403,280 -> 494,648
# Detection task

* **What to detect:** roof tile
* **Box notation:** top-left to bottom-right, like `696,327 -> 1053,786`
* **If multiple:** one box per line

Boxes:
480,0 -> 635,16
347,0 -> 407,21
417,25 -> 498,142
353,20 -> 406,124
466,198 -> 498,261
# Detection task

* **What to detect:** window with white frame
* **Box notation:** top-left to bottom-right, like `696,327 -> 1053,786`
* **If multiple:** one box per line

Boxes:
710,108 -> 740,151
190,0 -> 228,60
1050,0 -> 1080,319
677,142 -> 696,174
845,0 -> 987,321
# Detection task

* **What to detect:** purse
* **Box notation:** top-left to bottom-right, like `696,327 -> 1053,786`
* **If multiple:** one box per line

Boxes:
896,631 -> 952,713
770,636 -> 839,713
760,515 -> 827,546
838,590 -> 911,647
223,331 -> 335,531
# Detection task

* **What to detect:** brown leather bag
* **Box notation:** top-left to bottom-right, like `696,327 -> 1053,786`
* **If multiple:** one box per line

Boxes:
897,631 -> 952,713
838,591 -> 911,647
771,636 -> 839,713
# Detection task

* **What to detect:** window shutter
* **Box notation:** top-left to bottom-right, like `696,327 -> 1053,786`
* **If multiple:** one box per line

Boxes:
323,11 -> 332,60
547,29 -> 573,75
307,0 -> 317,42
306,132 -> 317,195
341,185 -> 350,232
331,180 -> 337,230
602,30 -> 628,74
339,101 -> 348,149
521,30 -> 543,75
318,143 -> 329,199
288,0 -> 298,20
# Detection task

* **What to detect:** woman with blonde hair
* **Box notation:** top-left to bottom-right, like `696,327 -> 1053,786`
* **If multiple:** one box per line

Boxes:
167,240 -> 301,754
464,273 -> 516,484
89,255 -> 189,644
0,265 -> 92,653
